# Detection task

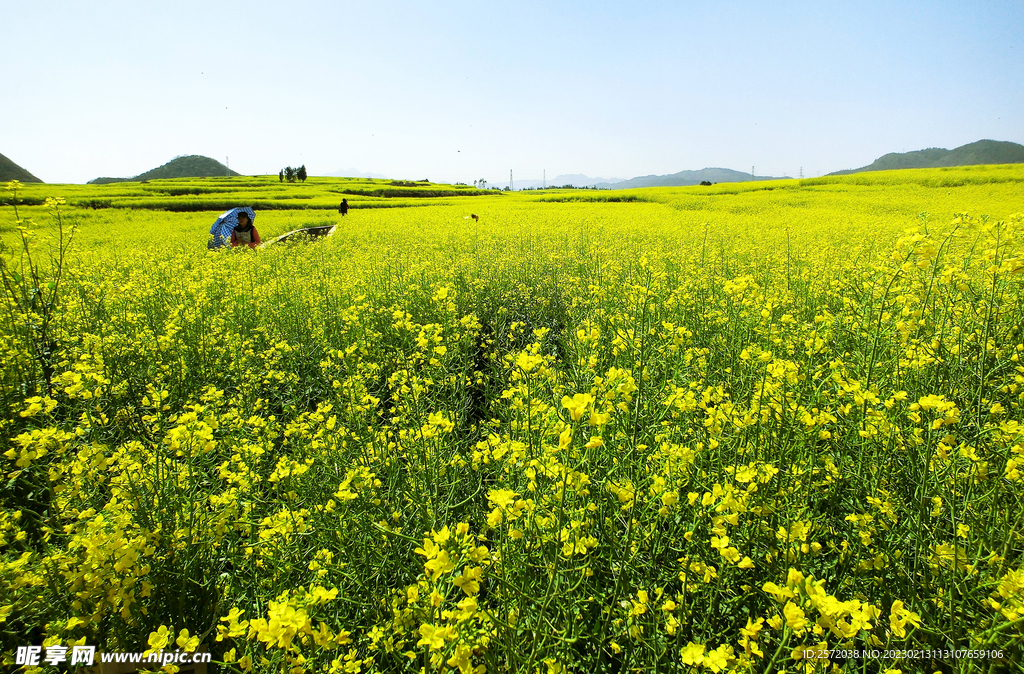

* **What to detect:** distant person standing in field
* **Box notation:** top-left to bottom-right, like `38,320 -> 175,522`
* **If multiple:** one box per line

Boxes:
231,210 -> 261,248
339,199 -> 349,216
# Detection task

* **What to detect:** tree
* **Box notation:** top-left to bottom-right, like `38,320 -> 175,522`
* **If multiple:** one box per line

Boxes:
284,167 -> 296,182
478,179 -> 487,189
279,170 -> 284,182
298,165 -> 307,182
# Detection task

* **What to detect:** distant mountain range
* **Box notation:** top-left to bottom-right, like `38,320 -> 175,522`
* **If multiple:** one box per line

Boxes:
9,139 -> 1024,188
0,151 -> 43,183
597,168 -> 787,189
507,174 -> 625,189
89,155 -> 239,184
326,168 -> 389,180
829,139 -> 1024,175
509,169 -> 786,190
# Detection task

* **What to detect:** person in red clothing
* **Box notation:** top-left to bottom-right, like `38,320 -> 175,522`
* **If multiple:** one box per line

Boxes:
231,211 -> 261,248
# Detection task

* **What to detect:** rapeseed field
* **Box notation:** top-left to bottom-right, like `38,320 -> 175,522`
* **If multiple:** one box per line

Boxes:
1,167 -> 1022,672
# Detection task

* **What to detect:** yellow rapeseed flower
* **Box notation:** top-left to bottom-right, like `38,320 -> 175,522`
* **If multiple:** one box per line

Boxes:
783,601 -> 808,632
561,393 -> 594,421
417,623 -> 450,651
148,625 -> 172,651
680,642 -> 705,665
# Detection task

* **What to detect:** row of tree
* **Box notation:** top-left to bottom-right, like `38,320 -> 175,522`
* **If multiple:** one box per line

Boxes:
279,166 -> 307,182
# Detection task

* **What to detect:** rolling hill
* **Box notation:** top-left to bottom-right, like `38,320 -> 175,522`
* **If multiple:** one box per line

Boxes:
0,152 -> 43,183
830,139 -> 1024,175
89,155 -> 239,184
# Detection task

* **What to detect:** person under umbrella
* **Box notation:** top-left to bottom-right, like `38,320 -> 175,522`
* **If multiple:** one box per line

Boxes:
230,210 -> 261,248
208,207 -> 259,249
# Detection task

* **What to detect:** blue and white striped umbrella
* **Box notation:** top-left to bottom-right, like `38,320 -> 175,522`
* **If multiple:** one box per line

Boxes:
209,207 -> 256,245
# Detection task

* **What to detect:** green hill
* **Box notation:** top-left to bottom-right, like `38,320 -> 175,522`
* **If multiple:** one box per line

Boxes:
89,155 -> 240,184
0,152 -> 43,183
831,140 -> 1024,175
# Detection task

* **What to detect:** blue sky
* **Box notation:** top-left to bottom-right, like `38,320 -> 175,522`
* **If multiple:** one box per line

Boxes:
3,1 -> 1022,184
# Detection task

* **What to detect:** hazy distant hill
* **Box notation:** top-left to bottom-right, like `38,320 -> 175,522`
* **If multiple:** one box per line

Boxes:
830,140 -> 1024,175
511,174 -> 624,189
0,152 -> 43,183
600,167 -> 788,189
326,168 -> 389,180
89,155 -> 239,184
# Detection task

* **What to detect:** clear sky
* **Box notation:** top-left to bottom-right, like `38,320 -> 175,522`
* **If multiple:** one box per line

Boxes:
3,1 -> 1022,185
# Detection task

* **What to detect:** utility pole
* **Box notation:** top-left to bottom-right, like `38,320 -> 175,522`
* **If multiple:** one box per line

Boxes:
226,157 -> 229,170
510,170 -> 513,191
751,165 -> 755,177
799,167 -> 803,179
